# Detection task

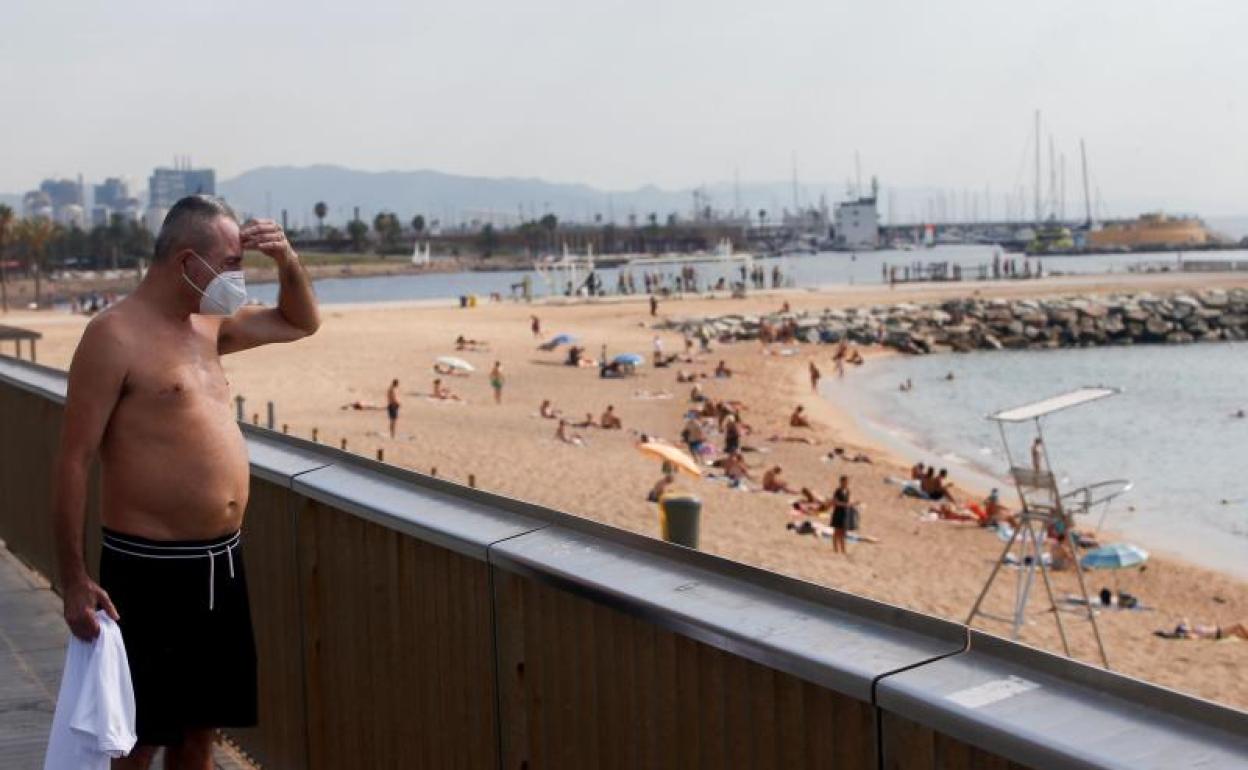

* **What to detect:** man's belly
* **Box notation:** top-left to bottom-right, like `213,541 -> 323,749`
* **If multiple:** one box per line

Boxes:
100,410 -> 250,540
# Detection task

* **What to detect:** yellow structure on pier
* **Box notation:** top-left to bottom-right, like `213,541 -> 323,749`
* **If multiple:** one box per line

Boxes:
1089,212 -> 1214,249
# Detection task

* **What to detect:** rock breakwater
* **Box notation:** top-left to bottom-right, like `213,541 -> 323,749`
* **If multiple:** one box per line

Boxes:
660,289 -> 1248,354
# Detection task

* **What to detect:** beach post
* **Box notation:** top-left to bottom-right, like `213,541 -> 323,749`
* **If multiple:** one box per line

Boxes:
377,448 -> 384,462
312,427 -> 319,443
468,474 -> 476,488
252,413 -> 259,425
340,438 -> 348,450
266,401 -> 275,430
282,423 -> 288,434
234,395 -> 244,422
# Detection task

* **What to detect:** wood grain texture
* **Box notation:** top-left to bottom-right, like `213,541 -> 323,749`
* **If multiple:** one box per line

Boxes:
495,574 -> 877,770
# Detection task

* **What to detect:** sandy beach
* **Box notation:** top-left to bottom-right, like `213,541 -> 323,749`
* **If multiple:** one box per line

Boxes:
9,270 -> 1248,711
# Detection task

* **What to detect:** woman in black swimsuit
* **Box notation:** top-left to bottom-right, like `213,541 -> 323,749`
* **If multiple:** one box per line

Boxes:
830,475 -> 853,555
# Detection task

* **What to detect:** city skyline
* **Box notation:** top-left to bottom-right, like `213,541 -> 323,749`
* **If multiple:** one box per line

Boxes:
3,0 -> 1246,216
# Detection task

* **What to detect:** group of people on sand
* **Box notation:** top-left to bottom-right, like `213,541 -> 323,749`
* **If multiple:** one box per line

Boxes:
542,399 -> 624,446
341,332 -> 508,439
646,340 -> 870,556
903,461 -> 1018,528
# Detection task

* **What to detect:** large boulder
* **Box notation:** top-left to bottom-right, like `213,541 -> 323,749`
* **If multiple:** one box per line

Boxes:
1145,316 -> 1172,339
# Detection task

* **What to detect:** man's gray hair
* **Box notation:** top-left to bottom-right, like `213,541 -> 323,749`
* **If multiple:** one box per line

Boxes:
153,195 -> 238,262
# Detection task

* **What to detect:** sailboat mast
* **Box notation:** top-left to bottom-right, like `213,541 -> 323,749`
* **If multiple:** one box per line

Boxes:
1033,110 -> 1041,224
791,152 -> 800,213
1048,136 -> 1057,221
1080,139 -> 1093,226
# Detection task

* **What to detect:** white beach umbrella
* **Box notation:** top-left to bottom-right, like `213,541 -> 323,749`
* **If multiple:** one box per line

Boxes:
434,356 -> 475,372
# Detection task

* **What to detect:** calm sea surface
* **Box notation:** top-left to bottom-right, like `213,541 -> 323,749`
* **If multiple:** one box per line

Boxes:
249,244 -> 1248,305
824,344 -> 1248,578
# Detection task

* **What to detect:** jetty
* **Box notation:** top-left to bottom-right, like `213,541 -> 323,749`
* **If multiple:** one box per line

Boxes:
660,288 -> 1248,355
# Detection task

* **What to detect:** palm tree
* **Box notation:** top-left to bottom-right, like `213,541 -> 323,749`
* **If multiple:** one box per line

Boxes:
314,201 -> 328,237
14,217 -> 55,309
0,204 -> 13,313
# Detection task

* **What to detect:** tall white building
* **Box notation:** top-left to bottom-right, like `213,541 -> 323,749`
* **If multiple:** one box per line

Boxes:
833,196 -> 879,250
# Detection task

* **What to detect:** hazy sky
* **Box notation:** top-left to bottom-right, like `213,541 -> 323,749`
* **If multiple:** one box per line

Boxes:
3,0 -> 1245,214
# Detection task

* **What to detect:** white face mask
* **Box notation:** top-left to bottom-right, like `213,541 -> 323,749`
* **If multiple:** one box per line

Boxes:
183,252 -> 247,316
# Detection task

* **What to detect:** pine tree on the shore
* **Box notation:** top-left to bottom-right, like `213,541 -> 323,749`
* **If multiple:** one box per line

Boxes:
314,201 -> 328,237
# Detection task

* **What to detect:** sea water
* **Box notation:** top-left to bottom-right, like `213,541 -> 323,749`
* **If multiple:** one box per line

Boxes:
824,343 -> 1248,578
247,245 -> 1248,305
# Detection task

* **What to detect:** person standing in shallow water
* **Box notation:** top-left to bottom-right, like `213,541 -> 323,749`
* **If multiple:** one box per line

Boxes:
52,195 -> 320,770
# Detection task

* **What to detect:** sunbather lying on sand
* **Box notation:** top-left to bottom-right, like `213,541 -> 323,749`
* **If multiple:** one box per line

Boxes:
340,400 -> 385,411
556,418 -> 586,446
455,335 -> 488,351
1154,620 -> 1248,640
827,447 -> 872,463
791,487 -> 830,514
768,434 -> 817,445
927,501 -> 977,522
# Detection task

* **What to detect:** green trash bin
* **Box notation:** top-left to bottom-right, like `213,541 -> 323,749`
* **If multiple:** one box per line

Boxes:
659,494 -> 702,549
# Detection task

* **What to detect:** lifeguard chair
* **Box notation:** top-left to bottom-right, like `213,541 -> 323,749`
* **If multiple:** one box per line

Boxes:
966,387 -> 1131,669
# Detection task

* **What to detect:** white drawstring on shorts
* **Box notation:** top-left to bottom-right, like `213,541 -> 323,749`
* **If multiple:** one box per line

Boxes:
102,530 -> 241,611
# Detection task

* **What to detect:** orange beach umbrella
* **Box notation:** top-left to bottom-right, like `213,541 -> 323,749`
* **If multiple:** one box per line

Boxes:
637,442 -> 702,478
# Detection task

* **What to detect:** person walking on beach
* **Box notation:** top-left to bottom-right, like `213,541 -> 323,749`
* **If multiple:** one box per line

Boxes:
530,314 -> 541,338
52,195 -> 320,769
387,378 -> 401,438
489,361 -> 504,404
830,475 -> 855,555
809,361 -> 821,393
650,295 -> 659,316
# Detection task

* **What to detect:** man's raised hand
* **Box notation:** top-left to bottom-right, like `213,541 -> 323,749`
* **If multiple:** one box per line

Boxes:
240,219 -> 296,263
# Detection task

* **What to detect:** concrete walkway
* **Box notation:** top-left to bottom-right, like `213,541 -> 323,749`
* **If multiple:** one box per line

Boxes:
0,541 -> 255,770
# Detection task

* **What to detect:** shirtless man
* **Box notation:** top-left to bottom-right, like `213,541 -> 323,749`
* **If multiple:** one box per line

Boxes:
762,466 -> 796,494
789,405 -> 812,428
386,378 -> 401,438
599,405 -> 622,430
52,196 -> 319,769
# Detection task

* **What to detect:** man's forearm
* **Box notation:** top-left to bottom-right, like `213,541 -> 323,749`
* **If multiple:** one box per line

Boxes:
275,252 -> 320,334
52,460 -> 89,587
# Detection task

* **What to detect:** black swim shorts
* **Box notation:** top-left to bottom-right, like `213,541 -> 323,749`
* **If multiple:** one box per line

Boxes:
99,527 -> 258,746
387,403 -> 399,419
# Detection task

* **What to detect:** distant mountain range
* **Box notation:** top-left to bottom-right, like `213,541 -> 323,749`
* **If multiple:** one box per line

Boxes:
216,165 -> 828,228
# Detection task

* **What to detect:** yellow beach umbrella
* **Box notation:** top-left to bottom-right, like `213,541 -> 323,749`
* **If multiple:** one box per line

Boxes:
637,442 -> 702,478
